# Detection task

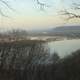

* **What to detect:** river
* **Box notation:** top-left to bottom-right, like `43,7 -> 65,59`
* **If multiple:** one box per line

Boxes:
48,39 -> 80,58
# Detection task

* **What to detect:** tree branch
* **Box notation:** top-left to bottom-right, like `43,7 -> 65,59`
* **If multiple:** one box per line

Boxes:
72,3 -> 80,10
35,0 -> 49,11
0,0 -> 15,17
0,0 -> 14,11
60,9 -> 80,20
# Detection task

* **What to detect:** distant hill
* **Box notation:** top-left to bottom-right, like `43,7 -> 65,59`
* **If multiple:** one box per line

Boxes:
51,25 -> 80,33
28,25 -> 80,38
50,25 -> 80,38
31,25 -> 80,33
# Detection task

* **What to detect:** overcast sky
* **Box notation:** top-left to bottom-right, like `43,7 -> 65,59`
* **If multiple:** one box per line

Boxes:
0,0 -> 80,30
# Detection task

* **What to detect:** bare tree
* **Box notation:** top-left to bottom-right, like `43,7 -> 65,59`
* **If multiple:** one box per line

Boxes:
0,0 -> 14,17
60,9 -> 80,20
34,0 -> 50,11
59,0 -> 80,20
34,0 -> 80,20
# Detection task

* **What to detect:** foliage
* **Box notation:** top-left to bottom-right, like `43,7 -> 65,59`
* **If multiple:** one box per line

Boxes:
0,40 -> 80,80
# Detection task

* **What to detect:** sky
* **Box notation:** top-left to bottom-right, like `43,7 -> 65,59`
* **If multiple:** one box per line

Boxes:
0,0 -> 80,30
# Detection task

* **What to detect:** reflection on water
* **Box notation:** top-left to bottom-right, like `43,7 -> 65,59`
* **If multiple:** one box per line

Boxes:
48,39 -> 80,58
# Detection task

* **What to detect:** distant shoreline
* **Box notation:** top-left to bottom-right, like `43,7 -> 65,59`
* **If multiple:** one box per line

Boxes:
0,37 -> 80,43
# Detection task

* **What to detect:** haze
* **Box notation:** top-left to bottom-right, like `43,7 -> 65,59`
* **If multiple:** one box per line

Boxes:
0,0 -> 80,30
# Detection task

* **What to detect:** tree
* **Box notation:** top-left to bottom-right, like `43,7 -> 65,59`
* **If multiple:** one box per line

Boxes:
60,4 -> 80,20
8,29 -> 28,40
0,0 -> 14,17
51,52 -> 60,63
57,0 -> 80,20
34,0 -> 50,11
35,0 -> 80,20
0,0 -> 80,20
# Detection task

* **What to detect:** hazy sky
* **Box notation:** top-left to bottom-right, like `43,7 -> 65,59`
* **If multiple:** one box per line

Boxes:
0,0 -> 80,30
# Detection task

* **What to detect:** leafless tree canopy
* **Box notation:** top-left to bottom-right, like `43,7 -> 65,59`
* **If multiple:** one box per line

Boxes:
60,9 -> 80,20
0,0 -> 14,17
35,0 -> 80,20
34,0 -> 50,11
60,2 -> 80,20
0,0 -> 80,20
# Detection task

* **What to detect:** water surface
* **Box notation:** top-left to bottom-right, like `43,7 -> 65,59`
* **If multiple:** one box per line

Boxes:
48,39 -> 80,58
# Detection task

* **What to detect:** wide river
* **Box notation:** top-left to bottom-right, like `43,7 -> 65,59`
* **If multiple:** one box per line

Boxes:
48,39 -> 80,58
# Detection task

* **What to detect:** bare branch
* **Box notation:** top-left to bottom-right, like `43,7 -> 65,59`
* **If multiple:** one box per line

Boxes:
35,0 -> 49,11
60,9 -> 80,20
0,0 -> 15,17
0,0 -> 14,11
72,3 -> 80,10
0,9 -> 8,17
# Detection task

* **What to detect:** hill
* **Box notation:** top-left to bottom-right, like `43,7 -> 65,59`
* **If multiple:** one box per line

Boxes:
52,25 -> 80,33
